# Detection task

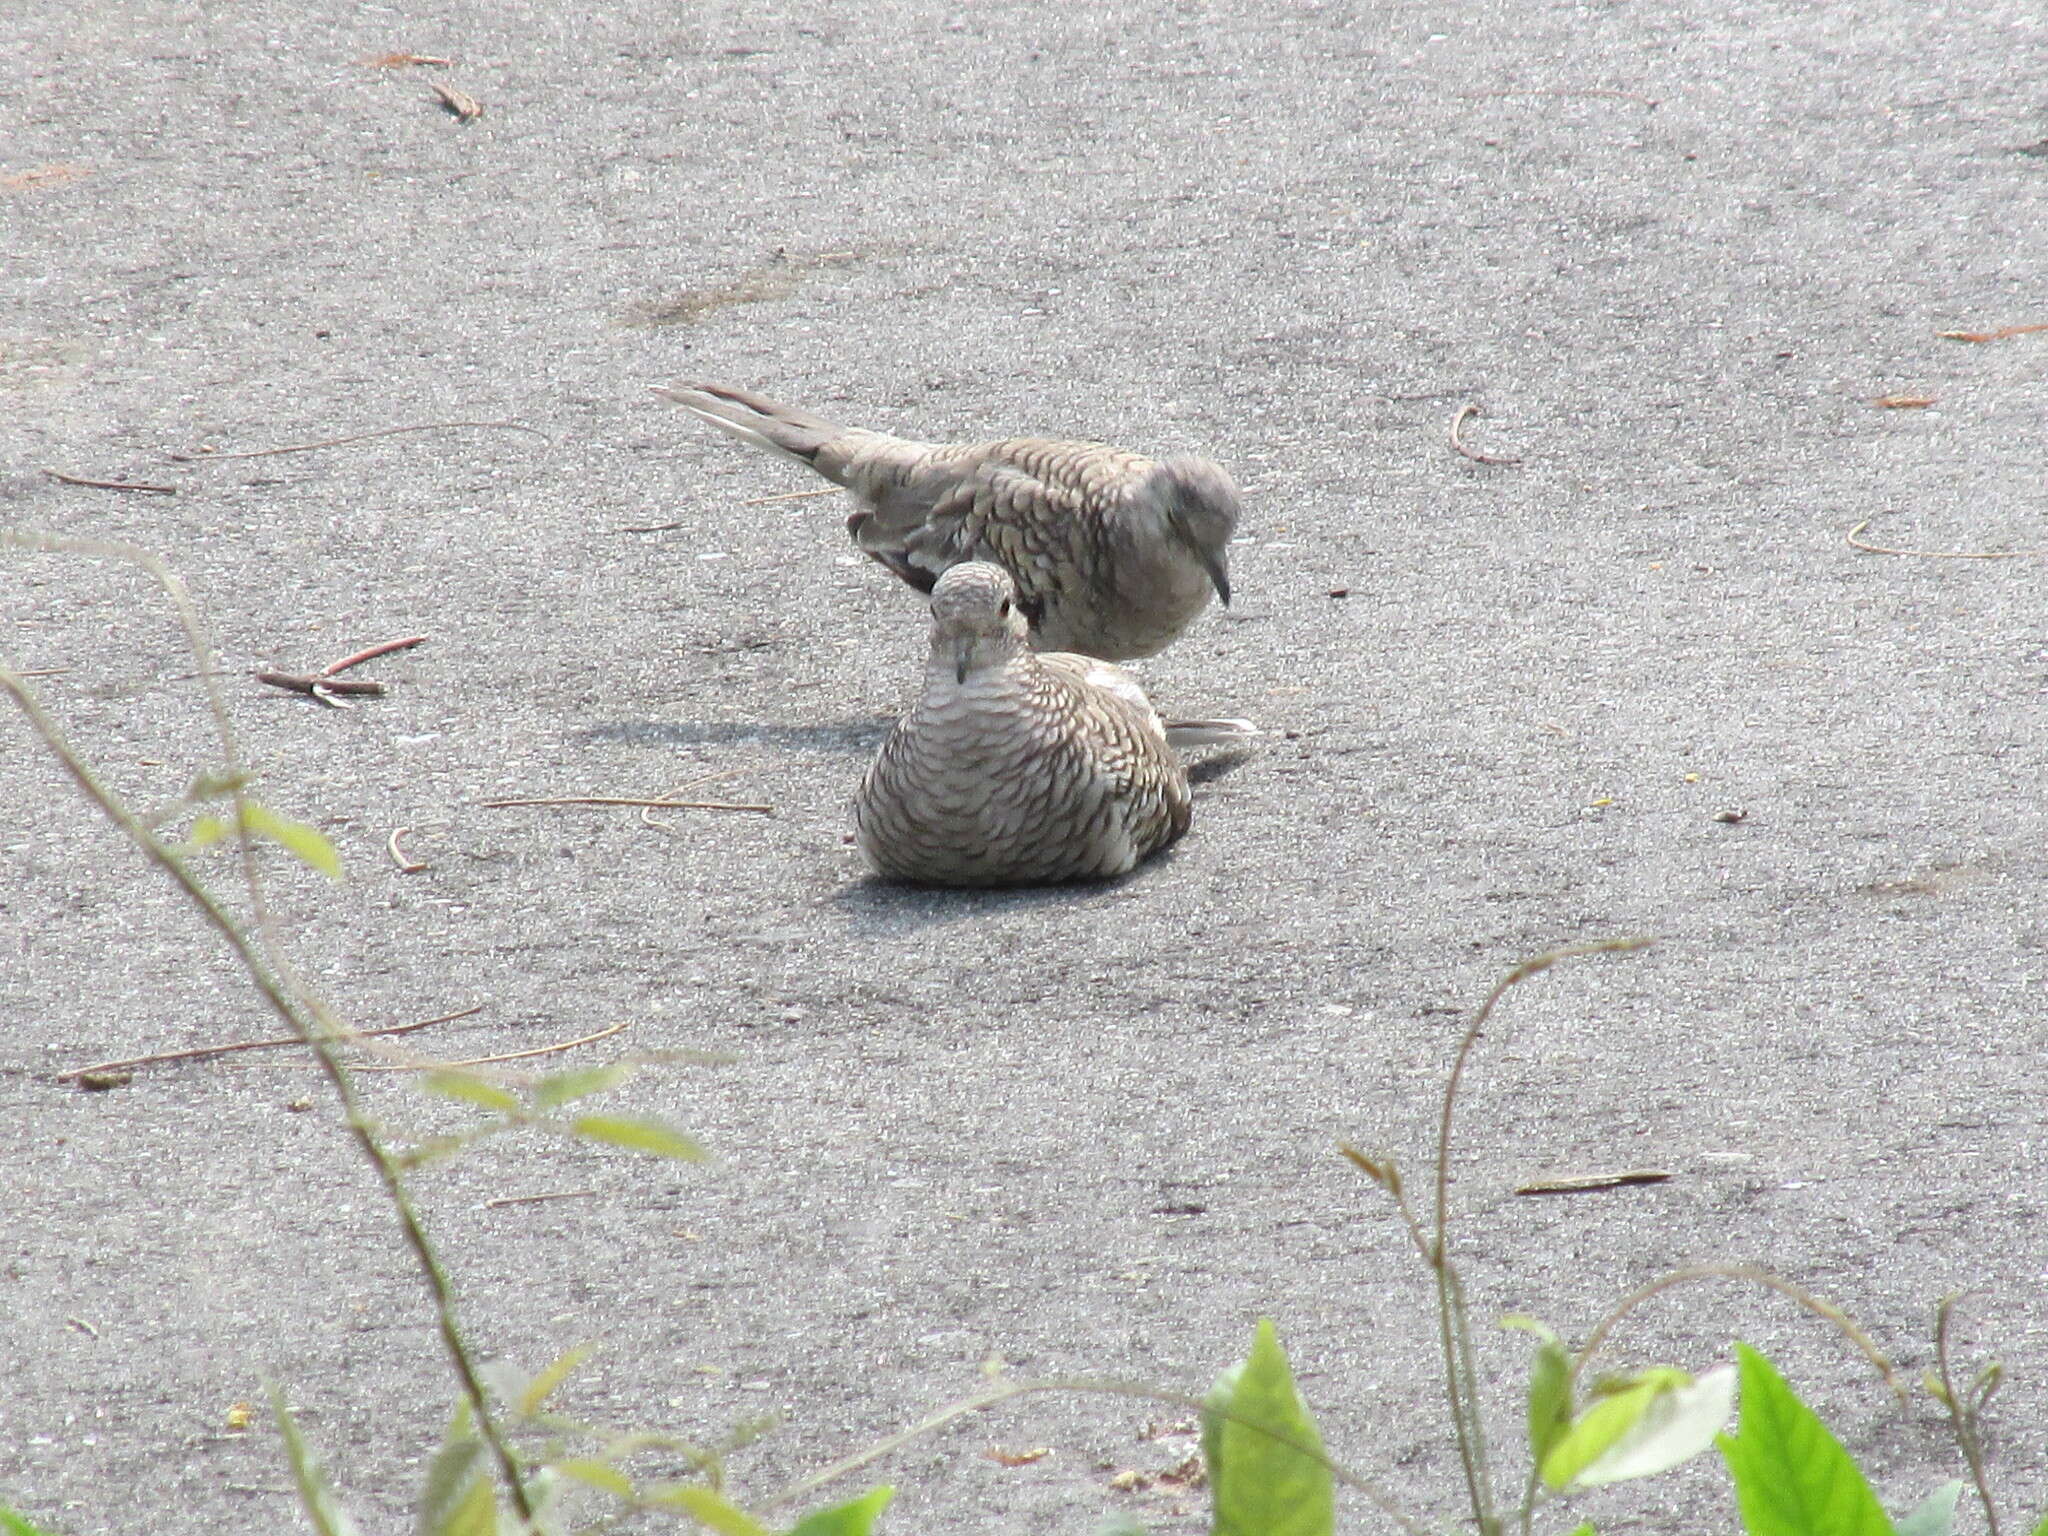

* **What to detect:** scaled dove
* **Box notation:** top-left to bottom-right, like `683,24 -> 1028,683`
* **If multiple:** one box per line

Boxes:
855,562 -> 1198,886
652,381 -> 1239,661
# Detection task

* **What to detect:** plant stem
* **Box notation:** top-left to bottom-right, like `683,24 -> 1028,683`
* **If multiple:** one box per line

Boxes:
1574,1262 -> 1901,1402
1430,938 -> 1655,1536
2,534 -> 538,1524
1433,975 -> 1506,1534
1935,1294 -> 2000,1536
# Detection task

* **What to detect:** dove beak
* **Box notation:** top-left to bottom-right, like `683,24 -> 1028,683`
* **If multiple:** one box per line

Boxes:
1201,548 -> 1232,607
953,635 -> 975,684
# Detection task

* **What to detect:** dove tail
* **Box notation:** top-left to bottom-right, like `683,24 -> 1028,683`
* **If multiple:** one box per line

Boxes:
650,382 -> 851,482
1162,718 -> 1260,749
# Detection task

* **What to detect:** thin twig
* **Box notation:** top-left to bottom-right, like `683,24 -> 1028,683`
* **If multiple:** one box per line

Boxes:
66,1316 -> 100,1338
1937,322 -> 2048,343
1449,404 -> 1523,466
388,827 -> 427,873
1465,87 -> 1661,107
168,421 -> 547,462
353,1019 -> 630,1073
52,1005 -> 485,1081
612,519 -> 686,534
642,769 -> 751,829
43,470 -> 178,494
17,667 -> 69,678
429,80 -> 484,120
1514,1169 -> 1669,1195
740,486 -> 841,506
1575,1263 -> 1904,1403
483,1189 -> 600,1209
1844,520 -> 2046,560
324,636 -> 428,676
255,671 -> 386,698
481,793 -> 773,815
1934,1293 -> 2002,1536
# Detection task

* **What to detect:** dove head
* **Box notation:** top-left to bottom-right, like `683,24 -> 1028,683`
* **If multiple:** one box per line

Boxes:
929,562 -> 1030,683
1153,454 -> 1240,606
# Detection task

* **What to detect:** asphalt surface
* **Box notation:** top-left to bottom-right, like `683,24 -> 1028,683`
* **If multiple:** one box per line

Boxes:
4,2 -> 2046,1532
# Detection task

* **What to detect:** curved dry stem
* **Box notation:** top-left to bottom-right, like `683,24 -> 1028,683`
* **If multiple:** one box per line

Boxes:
751,1375 -> 1427,1536
1340,1146 -> 1433,1266
1934,1291 -> 2001,1536
2,531 -> 534,1521
1573,1262 -> 1904,1405
1430,936 -> 1655,1531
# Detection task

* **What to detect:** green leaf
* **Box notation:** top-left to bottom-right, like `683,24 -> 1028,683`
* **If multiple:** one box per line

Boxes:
1202,1318 -> 1335,1536
518,1342 -> 596,1418
649,1485 -> 771,1534
525,1467 -> 569,1536
1565,1526 -> 1597,1536
422,1071 -> 523,1115
571,1114 -> 708,1161
2028,1505 -> 2048,1536
185,813 -> 234,848
785,1485 -> 896,1536
553,1458 -> 635,1498
1717,1342 -> 1893,1536
424,1469 -> 497,1536
532,1063 -> 632,1109
1566,1365 -> 1735,1488
243,801 -> 343,880
1542,1376 -> 1662,1490
1504,1316 -> 1573,1468
418,1403 -> 496,1536
271,1386 -> 366,1536
1896,1482 -> 1962,1536
0,1503 -> 61,1536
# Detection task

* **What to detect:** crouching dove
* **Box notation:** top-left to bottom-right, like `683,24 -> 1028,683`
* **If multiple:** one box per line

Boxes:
651,381 -> 1239,661
855,562 -> 1197,886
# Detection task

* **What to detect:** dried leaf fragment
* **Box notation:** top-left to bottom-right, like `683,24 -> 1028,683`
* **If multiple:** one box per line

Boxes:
1873,394 -> 1935,408
986,1446 -> 1051,1467
1515,1169 -> 1671,1195
429,80 -> 484,121
1937,322 -> 2048,343
2,163 -> 91,192
363,51 -> 454,67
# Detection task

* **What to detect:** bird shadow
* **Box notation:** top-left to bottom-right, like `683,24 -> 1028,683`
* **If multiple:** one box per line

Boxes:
580,718 -> 891,753
1187,747 -> 1259,786
829,857 -> 1180,933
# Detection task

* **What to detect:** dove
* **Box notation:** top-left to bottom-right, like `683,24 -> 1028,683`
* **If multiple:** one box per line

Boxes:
854,562 -> 1196,885
653,381 -> 1238,660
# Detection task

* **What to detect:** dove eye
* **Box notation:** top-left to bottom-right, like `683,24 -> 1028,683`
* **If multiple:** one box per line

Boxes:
998,598 -> 1012,617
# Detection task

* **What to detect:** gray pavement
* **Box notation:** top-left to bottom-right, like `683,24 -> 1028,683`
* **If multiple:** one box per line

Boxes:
4,1 -> 2046,1532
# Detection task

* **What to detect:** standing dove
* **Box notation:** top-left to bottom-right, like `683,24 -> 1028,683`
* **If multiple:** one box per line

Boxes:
855,562 -> 1194,886
652,381 -> 1239,661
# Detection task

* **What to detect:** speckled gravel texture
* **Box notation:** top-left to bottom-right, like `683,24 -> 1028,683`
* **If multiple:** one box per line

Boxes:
4,2 -> 2045,1532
